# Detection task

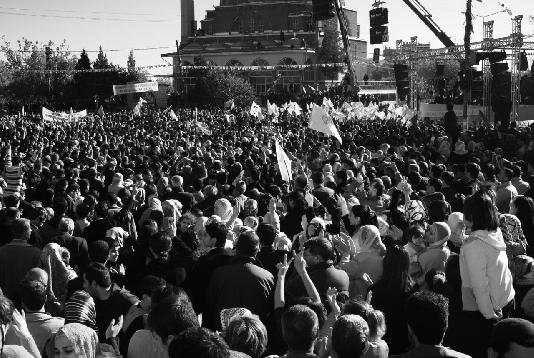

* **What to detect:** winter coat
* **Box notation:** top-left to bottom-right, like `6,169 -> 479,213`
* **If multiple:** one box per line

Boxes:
459,229 -> 515,319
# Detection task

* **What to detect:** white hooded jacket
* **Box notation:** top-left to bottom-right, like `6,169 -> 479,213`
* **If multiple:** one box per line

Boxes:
460,229 -> 515,319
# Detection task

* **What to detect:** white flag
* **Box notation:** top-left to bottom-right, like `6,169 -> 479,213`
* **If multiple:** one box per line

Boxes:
133,104 -> 141,117
225,99 -> 235,110
275,141 -> 293,182
287,101 -> 302,116
322,97 -> 334,111
21,106 -> 25,116
170,109 -> 178,121
309,104 -> 342,144
250,101 -> 261,117
98,106 -> 105,116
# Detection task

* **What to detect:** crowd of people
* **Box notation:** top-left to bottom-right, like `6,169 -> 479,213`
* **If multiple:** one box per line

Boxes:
0,100 -> 534,358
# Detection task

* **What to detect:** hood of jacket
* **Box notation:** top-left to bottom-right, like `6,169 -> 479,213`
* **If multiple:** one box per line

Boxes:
468,229 -> 506,251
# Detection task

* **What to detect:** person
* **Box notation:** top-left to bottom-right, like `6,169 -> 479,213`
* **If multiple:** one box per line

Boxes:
285,238 -> 349,302
443,102 -> 460,147
121,275 -> 166,356
53,322 -> 119,358
278,305 -> 319,358
418,222 -> 451,275
223,314 -> 268,358
256,223 -> 289,279
397,291 -> 470,358
496,168 -> 518,214
168,327 -> 232,358
0,218 -> 41,300
128,289 -> 199,358
206,231 -> 275,331
14,280 -> 64,353
460,190 -> 515,357
188,221 -> 232,315
51,217 -> 90,275
162,175 -> 195,212
0,293 -> 40,358
331,315 -> 369,358
81,263 -> 138,342
370,245 -> 415,355
488,318 -> 534,358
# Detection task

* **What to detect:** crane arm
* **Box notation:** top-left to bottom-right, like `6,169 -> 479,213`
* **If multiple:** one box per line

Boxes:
334,0 -> 356,85
401,0 -> 455,47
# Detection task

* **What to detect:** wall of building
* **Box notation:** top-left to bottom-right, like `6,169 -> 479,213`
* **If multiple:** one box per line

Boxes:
181,0 -> 195,44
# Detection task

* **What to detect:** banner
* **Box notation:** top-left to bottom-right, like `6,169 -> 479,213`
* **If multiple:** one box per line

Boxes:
419,103 -> 481,118
42,107 -> 87,122
112,81 -> 158,96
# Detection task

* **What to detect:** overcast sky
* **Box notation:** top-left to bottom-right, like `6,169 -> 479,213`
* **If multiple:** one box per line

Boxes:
1,0 -> 533,73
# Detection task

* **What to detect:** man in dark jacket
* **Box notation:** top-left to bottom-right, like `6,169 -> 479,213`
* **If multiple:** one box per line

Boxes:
51,218 -> 90,274
205,230 -> 274,331
443,102 -> 460,147
285,237 -> 349,303
311,171 -> 338,216
186,221 -> 231,314
163,175 -> 195,212
256,223 -> 288,279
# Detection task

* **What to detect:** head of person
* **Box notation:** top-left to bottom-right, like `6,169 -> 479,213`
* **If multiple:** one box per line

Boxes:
147,295 -> 199,347
149,232 -> 173,260
311,171 -> 325,187
303,238 -> 334,267
428,200 -> 451,223
281,305 -> 319,354
354,225 -> 386,256
168,327 -> 230,358
341,299 -> 386,341
377,244 -> 412,292
53,323 -> 98,358
235,231 -> 260,258
426,178 -> 443,195
424,222 -> 451,246
0,294 -> 15,343
406,223 -> 426,249
24,267 -> 49,287
331,315 -> 369,358
137,275 -> 167,311
58,217 -> 75,235
19,279 -> 47,313
406,291 -> 449,346
83,262 -> 111,299
349,205 -> 378,228
463,189 -> 499,232
510,195 -> 534,221
256,223 -> 277,248
223,314 -> 268,358
10,218 -> 31,241
201,221 -> 228,249
368,178 -> 385,198
88,240 -> 110,264
489,318 -> 534,358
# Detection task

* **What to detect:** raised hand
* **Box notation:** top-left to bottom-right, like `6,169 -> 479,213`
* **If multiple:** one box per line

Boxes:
276,253 -> 293,279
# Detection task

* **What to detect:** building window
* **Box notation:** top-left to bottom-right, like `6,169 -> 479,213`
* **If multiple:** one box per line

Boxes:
258,22 -> 264,33
249,17 -> 256,33
290,17 -> 299,32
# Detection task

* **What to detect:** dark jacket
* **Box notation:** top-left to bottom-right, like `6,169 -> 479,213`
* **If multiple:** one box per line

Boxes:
163,187 -> 195,212
51,233 -> 90,273
394,344 -> 471,358
186,247 -> 232,314
285,261 -> 349,303
205,255 -> 274,331
257,247 -> 290,279
312,185 -> 338,215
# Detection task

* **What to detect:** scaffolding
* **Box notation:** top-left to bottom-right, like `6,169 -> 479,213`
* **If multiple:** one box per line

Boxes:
409,36 -> 419,110
511,15 -> 523,122
482,21 -> 494,123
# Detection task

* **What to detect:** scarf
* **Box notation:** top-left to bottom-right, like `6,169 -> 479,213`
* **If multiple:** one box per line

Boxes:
55,323 -> 98,358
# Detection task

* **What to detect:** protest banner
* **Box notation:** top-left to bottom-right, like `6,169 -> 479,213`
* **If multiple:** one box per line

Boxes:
112,81 -> 158,96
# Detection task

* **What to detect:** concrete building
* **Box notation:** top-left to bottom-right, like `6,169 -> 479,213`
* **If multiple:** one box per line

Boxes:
180,0 -> 195,44
162,0 -> 367,95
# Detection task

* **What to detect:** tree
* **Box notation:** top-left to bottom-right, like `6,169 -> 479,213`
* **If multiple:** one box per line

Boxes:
127,50 -> 136,73
190,69 -> 256,107
0,38 -> 76,106
74,49 -> 92,101
317,19 -> 345,64
93,46 -> 110,69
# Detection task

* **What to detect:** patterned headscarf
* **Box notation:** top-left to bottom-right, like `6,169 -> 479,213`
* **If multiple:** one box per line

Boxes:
55,323 -> 98,358
64,290 -> 98,332
354,225 -> 385,256
214,198 -> 233,223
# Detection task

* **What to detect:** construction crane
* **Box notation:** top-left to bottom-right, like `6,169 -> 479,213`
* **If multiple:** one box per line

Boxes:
401,0 -> 455,48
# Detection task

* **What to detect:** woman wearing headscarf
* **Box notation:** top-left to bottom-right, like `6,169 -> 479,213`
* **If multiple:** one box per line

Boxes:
137,197 -> 163,228
339,225 -> 385,299
107,173 -> 124,196
161,199 -> 182,237
40,243 -> 77,307
52,323 -> 119,358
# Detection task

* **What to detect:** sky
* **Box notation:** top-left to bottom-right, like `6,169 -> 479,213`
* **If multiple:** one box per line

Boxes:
1,0 -> 533,74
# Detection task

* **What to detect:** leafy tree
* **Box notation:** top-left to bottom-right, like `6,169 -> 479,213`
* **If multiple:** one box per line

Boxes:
0,38 -> 76,106
190,69 -> 256,107
93,46 -> 110,69
74,49 -> 92,101
317,20 -> 345,64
